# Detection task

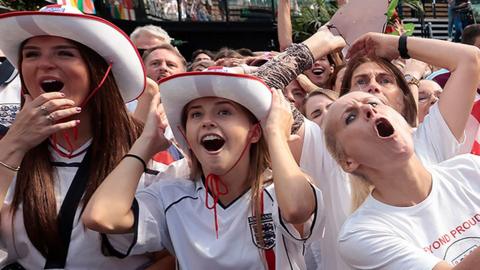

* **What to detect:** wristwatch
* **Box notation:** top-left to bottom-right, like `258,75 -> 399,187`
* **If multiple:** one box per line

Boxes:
404,74 -> 420,88
398,35 -> 411,59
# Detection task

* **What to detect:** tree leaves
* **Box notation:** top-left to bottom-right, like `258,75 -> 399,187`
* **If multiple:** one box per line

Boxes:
291,0 -> 338,42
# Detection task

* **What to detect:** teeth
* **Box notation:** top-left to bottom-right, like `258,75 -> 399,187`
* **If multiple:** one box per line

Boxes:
312,68 -> 325,75
201,134 -> 225,152
202,134 -> 222,142
42,79 -> 57,83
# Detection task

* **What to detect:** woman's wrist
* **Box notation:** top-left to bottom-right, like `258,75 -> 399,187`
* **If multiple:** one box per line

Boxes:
135,132 -> 171,157
302,32 -> 333,60
404,71 -> 422,80
130,136 -> 158,161
265,127 -> 288,146
0,136 -> 26,168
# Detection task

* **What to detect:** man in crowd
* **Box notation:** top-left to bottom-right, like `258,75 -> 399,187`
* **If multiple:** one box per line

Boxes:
133,41 -> 188,165
130,24 -> 172,53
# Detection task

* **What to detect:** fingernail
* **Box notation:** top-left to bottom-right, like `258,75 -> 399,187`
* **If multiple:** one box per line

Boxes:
76,120 -> 81,125
60,93 -> 65,97
76,107 -> 82,112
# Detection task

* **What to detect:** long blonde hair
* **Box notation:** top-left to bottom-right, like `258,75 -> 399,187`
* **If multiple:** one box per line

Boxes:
324,117 -> 373,213
348,175 -> 373,212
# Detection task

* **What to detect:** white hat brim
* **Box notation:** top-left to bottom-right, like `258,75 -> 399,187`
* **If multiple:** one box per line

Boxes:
0,11 -> 145,102
159,72 -> 272,152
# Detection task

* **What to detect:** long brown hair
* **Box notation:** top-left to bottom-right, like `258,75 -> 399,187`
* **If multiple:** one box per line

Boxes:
13,39 -> 143,257
340,56 -> 417,127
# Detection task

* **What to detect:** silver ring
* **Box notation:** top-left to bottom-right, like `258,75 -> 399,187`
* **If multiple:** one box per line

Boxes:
46,114 -> 55,124
40,105 -> 49,115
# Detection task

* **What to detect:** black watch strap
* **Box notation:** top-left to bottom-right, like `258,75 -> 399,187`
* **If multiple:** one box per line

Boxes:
398,35 -> 411,59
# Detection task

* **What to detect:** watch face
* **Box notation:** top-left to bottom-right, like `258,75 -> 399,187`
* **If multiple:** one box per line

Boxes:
404,74 -> 419,86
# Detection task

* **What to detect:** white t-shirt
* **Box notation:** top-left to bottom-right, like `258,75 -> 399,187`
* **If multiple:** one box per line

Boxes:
338,154 -> 480,270
300,103 -> 462,270
300,119 -> 351,270
106,177 -> 325,269
459,92 -> 480,154
413,103 -> 464,165
0,141 -> 166,269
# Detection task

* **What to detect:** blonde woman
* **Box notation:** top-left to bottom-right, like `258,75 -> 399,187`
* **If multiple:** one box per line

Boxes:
324,90 -> 480,270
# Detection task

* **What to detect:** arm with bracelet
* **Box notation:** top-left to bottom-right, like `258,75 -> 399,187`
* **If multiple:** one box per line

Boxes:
0,91 -> 80,211
253,26 -> 346,161
84,94 -> 170,233
0,138 -> 22,208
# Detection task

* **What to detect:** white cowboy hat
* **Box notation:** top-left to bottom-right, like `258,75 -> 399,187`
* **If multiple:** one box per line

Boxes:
0,4 -> 145,102
159,71 -> 272,152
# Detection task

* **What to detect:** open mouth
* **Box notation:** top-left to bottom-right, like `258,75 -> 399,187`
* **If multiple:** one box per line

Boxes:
311,68 -> 325,76
201,134 -> 225,152
375,118 -> 395,138
41,80 -> 64,92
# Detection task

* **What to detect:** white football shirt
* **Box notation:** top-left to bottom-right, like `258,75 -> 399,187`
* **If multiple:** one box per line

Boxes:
338,154 -> 480,269
106,176 -> 325,269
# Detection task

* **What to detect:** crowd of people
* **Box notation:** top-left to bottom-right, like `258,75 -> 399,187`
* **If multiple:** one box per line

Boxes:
0,1 -> 479,269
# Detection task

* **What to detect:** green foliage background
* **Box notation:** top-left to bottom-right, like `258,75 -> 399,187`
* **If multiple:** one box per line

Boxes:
291,0 -> 424,42
291,0 -> 338,42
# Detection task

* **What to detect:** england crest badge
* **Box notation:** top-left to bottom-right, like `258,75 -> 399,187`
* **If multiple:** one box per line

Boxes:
248,213 -> 276,250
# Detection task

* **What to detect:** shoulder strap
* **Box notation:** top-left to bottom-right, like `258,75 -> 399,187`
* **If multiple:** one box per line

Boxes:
0,59 -> 16,85
44,147 -> 92,269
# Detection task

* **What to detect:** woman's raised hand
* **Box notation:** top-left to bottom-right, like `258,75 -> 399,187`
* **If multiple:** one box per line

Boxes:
133,77 -> 160,123
264,89 -> 299,142
303,25 -> 346,60
346,32 -> 400,60
139,93 -> 171,156
403,58 -> 431,79
3,92 -> 80,154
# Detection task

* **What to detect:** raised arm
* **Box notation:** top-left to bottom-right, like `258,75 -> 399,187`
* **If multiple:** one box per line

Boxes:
253,28 -> 345,161
277,0 -> 293,51
0,92 -> 79,209
132,77 -> 160,123
264,89 -> 315,224
347,33 -> 480,140
254,26 -> 346,91
83,93 -> 170,233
